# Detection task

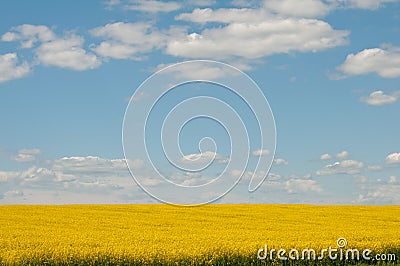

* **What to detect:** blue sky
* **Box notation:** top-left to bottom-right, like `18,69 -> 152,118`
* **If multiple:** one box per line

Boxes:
0,0 -> 399,204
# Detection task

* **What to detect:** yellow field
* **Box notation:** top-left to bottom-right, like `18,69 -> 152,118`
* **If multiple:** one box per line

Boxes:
0,204 -> 399,265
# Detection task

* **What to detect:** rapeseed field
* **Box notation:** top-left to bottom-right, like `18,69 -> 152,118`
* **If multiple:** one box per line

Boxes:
0,204 -> 399,265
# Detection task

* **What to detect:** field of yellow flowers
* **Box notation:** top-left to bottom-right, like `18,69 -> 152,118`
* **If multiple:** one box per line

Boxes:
0,204 -> 399,265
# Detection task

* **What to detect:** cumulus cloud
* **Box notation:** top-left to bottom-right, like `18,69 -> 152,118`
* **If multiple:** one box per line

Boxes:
316,159 -> 364,175
0,170 -> 20,184
170,11 -> 349,60
103,0 -> 121,10
10,148 -> 41,163
252,149 -> 270,156
52,156 -> 132,174
336,150 -> 349,159
189,0 -> 216,6
3,0 -> 399,79
180,151 -> 228,164
232,170 -> 321,195
3,190 -> 24,199
123,0 -> 181,13
385,153 -> 400,164
155,60 -> 243,80
367,165 -> 383,171
230,0 -> 260,7
2,152 -> 312,203
356,175 -> 400,204
104,0 -> 214,12
361,90 -> 399,106
8,156 -> 131,188
176,7 -> 272,23
263,0 -> 400,16
273,158 -> 288,165
168,171 -> 209,186
36,34 -> 101,70
319,153 -> 332,160
11,154 -> 36,163
285,179 -> 322,194
241,171 -> 320,195
2,1 -> 360,75
2,24 -> 101,71
235,170 -> 275,183
319,151 -> 349,160
264,0 -> 331,18
0,53 -> 31,83
334,0 -> 400,10
1,24 -> 55,48
0,155 -> 143,204
19,148 -> 41,155
90,22 -> 177,60
336,46 -> 400,78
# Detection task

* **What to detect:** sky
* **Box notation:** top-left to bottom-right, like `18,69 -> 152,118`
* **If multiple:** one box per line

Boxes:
0,0 -> 399,205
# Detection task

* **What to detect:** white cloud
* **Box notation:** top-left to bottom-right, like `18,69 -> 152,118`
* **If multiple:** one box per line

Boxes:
2,24 -> 101,71
316,159 -> 364,175
263,0 -> 400,17
361,90 -> 399,106
252,149 -> 270,156
90,42 -> 143,60
3,154 -> 280,203
230,169 -> 243,178
230,0 -> 260,7
0,155 -> 140,204
336,150 -> 349,159
236,170 -> 322,195
0,170 -> 20,183
129,91 -> 149,102
367,165 -> 383,171
1,24 -> 55,48
155,60 -> 245,80
319,153 -> 332,160
334,0 -> 400,10
104,0 -> 121,10
53,156 -> 130,173
237,170 -> 272,182
10,148 -> 41,162
267,172 -> 282,181
168,171 -> 210,186
337,46 -> 400,78
129,159 -> 144,169
124,0 -> 181,13
176,7 -> 271,24
320,151 -> 349,160
189,0 -> 216,6
385,153 -> 400,164
19,167 -> 57,187
264,0 -> 331,18
169,12 -> 349,60
0,53 -> 30,83
3,190 -> 24,199
36,35 -> 101,70
285,179 -> 322,194
104,0 -> 213,12
11,154 -> 36,163
90,22 -> 171,60
273,158 -> 288,165
18,148 -> 41,155
180,151 -> 228,164
356,175 -> 400,204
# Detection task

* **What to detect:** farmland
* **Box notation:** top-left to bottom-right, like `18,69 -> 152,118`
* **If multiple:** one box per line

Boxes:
0,204 -> 399,265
